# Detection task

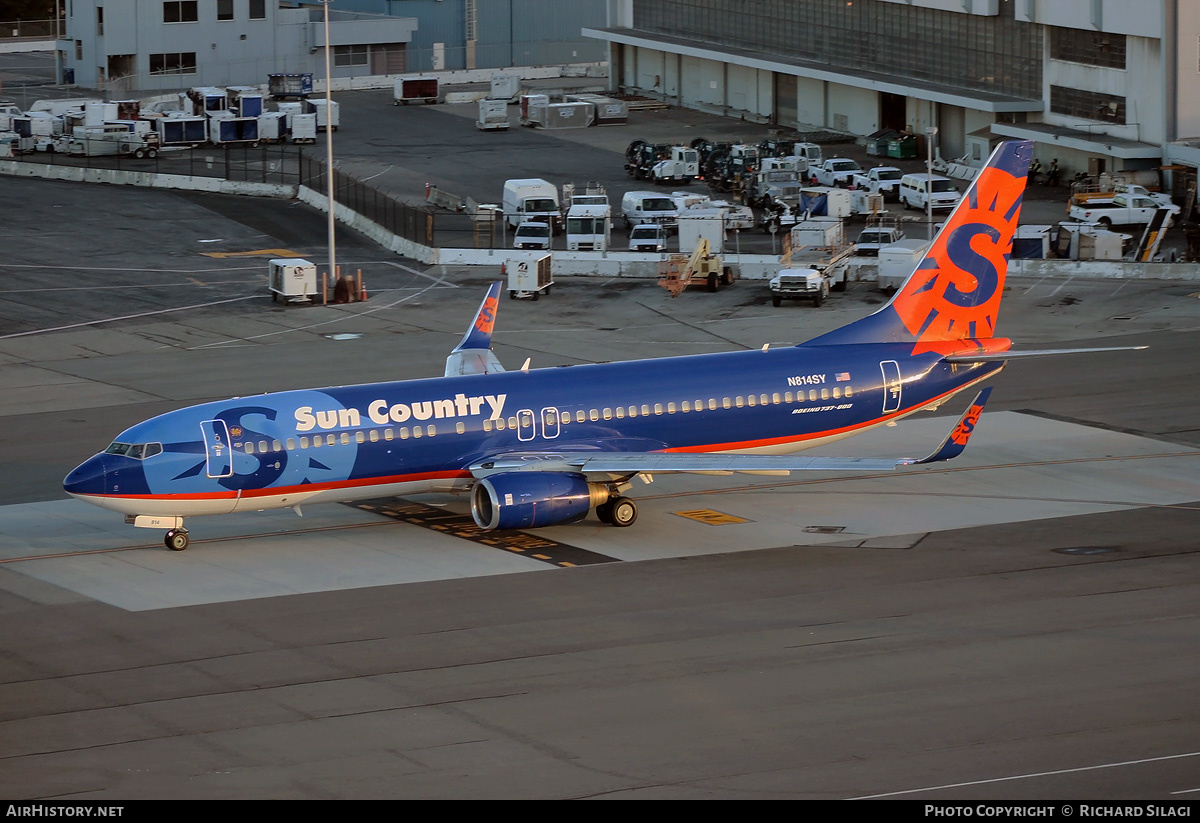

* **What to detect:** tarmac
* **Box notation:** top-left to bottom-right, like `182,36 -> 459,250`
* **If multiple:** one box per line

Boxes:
2,50 -> 1200,801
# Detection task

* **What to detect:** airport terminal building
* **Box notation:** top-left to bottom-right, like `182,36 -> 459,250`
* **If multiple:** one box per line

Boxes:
586,0 -> 1200,183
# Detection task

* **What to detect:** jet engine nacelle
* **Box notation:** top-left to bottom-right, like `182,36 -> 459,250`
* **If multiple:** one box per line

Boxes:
470,472 -> 608,531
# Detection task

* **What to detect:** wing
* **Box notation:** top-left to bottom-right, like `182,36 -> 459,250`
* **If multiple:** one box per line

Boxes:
445,281 -> 506,377
471,389 -> 992,480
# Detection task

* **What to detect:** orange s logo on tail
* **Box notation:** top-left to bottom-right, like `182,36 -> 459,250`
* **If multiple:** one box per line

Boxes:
892,149 -> 1030,355
473,295 -> 498,336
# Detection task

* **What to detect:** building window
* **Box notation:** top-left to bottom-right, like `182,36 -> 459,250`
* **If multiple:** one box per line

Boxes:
249,0 -> 266,20
1049,26 -> 1125,70
217,0 -> 233,21
75,40 -> 81,60
334,45 -> 368,67
163,1 -> 198,23
149,52 -> 197,75
1050,85 -> 1126,124
97,7 -> 103,35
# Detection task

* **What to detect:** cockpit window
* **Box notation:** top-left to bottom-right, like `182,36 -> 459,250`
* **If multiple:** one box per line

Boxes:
104,441 -> 162,460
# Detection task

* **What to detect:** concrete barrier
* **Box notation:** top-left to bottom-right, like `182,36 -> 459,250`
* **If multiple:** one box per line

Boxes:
0,159 -> 294,198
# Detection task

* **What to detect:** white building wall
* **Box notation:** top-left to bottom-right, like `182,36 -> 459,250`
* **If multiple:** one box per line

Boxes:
795,76 -> 826,129
1017,0 -> 1163,38
724,63 -> 758,119
827,84 -> 877,135
1042,36 -> 1163,146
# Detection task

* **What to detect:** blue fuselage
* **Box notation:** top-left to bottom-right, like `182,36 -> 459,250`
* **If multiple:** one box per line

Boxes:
63,343 -> 1000,516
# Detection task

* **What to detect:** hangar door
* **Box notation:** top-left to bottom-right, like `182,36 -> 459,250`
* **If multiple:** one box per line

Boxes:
774,74 -> 797,128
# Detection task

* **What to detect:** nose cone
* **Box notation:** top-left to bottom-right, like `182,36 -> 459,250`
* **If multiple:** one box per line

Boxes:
64,455 -> 106,497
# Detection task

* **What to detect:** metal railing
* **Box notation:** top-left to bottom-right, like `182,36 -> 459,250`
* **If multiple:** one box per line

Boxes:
299,152 -> 434,247
0,17 -> 59,39
12,140 -> 302,184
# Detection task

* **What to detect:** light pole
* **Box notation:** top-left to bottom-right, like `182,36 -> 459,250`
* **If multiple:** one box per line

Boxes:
925,126 -> 938,241
321,0 -> 336,289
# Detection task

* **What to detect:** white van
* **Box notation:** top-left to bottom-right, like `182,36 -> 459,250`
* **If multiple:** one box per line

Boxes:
899,174 -> 962,212
621,190 -> 678,231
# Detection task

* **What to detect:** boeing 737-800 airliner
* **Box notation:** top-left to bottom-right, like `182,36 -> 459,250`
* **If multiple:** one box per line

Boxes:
63,140 -> 1138,550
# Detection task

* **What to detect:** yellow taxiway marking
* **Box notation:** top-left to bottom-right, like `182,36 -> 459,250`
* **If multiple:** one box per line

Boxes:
201,248 -> 303,259
673,509 -> 750,526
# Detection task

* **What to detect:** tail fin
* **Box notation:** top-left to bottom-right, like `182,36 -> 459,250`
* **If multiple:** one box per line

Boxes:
445,281 -> 505,377
806,140 -> 1033,354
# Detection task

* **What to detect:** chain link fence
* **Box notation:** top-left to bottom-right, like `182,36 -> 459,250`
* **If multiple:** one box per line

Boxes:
11,140 -> 303,184
0,17 -> 58,39
299,152 -> 436,247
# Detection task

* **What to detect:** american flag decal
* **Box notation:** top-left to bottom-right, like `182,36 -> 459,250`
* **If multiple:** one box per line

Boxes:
835,372 -> 850,382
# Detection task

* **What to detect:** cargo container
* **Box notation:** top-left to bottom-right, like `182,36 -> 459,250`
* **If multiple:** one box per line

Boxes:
521,99 -> 594,129
185,87 -> 228,116
505,253 -> 553,300
303,98 -> 339,132
268,73 -> 312,100
257,111 -> 287,143
156,115 -> 207,147
564,93 -> 627,125
208,113 -> 259,145
393,75 -> 438,105
477,98 -> 509,131
490,72 -> 520,103
269,258 -> 317,303
228,87 -> 264,118
877,239 -> 932,293
290,113 -> 317,144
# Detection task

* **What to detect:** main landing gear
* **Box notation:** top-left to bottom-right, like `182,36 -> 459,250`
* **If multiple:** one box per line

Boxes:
164,528 -> 190,551
595,496 -> 638,527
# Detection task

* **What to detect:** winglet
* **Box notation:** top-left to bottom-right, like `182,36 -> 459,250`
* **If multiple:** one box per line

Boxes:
445,282 -> 505,377
910,387 -> 992,465
452,281 -> 503,353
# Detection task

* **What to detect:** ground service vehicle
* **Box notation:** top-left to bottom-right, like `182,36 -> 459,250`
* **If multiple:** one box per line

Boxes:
629,224 -> 667,252
1067,193 -> 1180,228
899,174 -> 962,211
657,238 -> 735,296
812,158 -> 862,187
513,221 -> 552,250
504,178 -> 561,231
621,191 -> 679,231
769,268 -> 831,307
852,166 -> 903,197
854,225 -> 906,256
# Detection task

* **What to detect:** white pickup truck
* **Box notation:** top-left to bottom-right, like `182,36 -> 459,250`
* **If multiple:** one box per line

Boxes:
1067,193 -> 1180,228
1069,183 -> 1173,210
811,158 -> 862,187
851,165 -> 903,197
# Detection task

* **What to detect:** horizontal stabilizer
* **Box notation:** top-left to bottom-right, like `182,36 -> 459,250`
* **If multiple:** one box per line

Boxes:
911,388 -> 991,465
942,345 -> 1147,363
